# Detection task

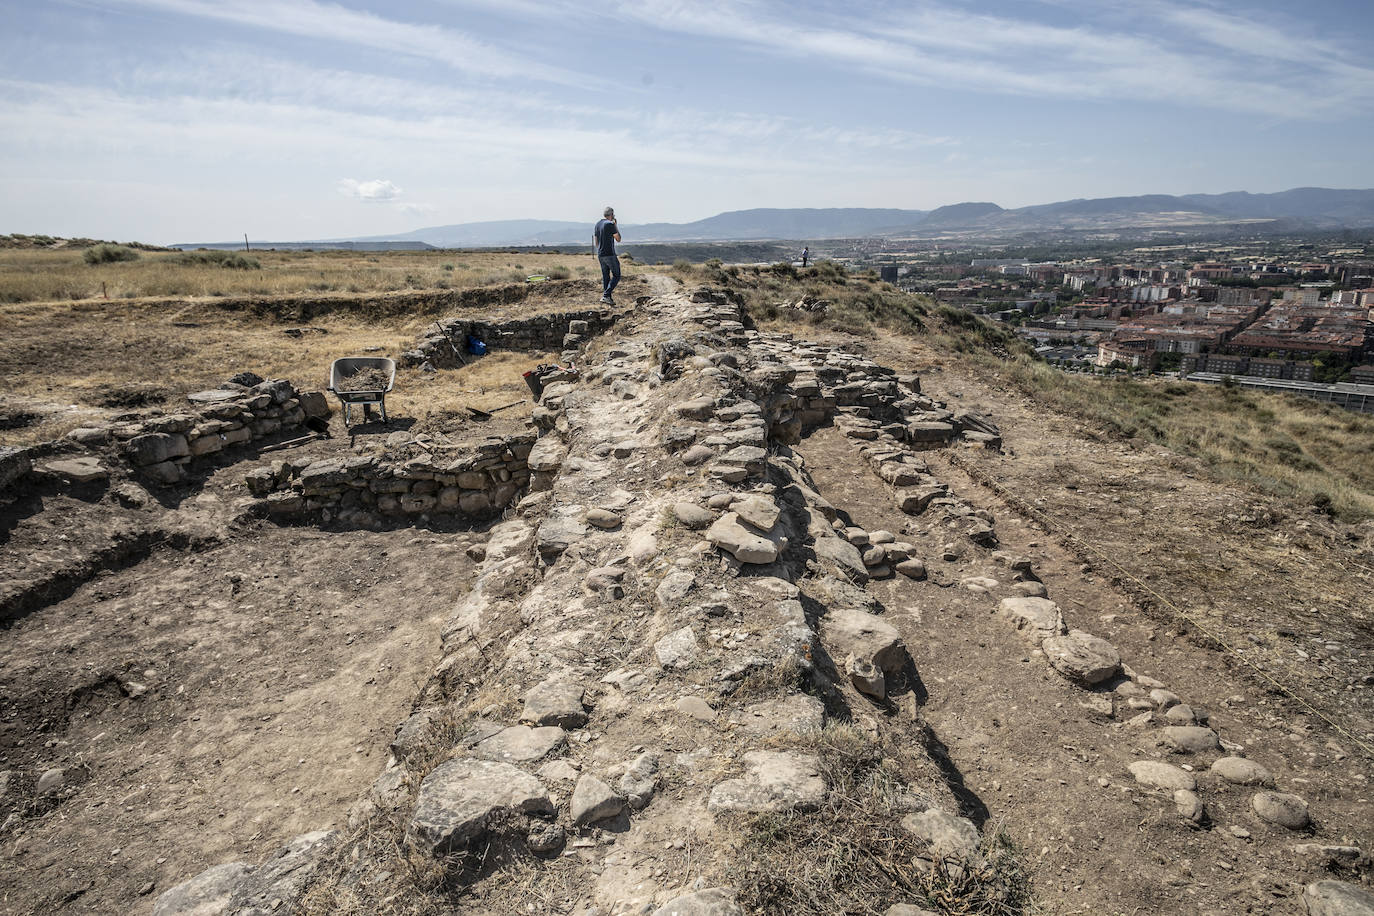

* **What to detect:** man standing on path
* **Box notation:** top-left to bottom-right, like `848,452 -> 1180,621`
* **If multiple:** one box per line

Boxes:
801,245 -> 809,268
594,206 -> 621,304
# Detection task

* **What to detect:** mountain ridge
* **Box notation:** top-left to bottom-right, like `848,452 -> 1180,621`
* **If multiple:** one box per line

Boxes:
172,188 -> 1374,249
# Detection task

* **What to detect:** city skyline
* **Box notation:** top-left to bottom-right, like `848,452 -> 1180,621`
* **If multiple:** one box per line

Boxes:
2,0 -> 1372,244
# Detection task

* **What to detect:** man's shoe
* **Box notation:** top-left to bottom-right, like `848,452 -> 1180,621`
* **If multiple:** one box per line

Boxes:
600,295 -> 613,304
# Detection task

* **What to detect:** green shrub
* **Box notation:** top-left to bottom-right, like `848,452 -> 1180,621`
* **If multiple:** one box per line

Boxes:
84,244 -> 140,264
172,249 -> 260,269
547,265 -> 572,280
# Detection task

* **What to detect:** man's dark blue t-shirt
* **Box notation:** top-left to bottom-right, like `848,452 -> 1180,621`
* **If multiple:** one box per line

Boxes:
594,218 -> 618,257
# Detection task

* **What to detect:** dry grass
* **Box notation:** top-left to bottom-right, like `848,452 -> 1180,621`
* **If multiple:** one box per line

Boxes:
983,356 -> 1374,520
0,248 -> 625,304
713,261 -> 1374,522
0,288 -> 585,446
723,723 -> 1030,916
296,703 -> 473,916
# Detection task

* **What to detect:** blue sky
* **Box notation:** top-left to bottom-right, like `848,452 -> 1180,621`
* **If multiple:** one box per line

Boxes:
1,0 -> 1372,244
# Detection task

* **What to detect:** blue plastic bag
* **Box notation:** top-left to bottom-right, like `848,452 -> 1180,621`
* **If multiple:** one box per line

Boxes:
466,335 -> 487,355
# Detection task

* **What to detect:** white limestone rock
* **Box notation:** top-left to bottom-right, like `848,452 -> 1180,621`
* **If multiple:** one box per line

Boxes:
998,597 -> 1067,643
1041,630 -> 1122,686
408,759 -> 554,855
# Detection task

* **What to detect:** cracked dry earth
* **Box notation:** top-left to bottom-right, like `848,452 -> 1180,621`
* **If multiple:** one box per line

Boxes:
5,274 -> 1373,916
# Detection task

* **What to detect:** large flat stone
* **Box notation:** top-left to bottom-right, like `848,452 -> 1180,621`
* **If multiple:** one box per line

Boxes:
152,862 -> 252,916
674,502 -> 715,529
812,536 -> 869,584
708,751 -> 825,814
821,606 -> 906,677
537,508 -> 588,561
408,759 -> 553,855
224,829 -> 334,915
1304,881 -> 1374,916
1128,760 -> 1196,792
42,457 -> 110,484
728,694 -> 825,736
901,810 -> 980,862
707,512 -> 780,564
653,889 -> 744,916
655,626 -> 699,669
472,725 -> 567,762
521,679 -> 588,729
1210,756 -> 1273,786
526,436 -> 567,473
733,494 -> 780,532
1041,630 -> 1122,685
997,597 -> 1067,642
571,775 -> 625,826
1162,726 -> 1221,755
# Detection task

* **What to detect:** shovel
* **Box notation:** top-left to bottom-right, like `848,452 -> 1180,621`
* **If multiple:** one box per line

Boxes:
434,322 -> 467,366
466,399 -> 527,420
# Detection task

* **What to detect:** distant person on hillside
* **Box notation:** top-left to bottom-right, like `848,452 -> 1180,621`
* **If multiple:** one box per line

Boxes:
594,207 -> 621,304
801,246 -> 809,268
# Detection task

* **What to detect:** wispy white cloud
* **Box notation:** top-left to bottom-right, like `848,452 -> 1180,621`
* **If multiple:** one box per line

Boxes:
338,178 -> 401,201
588,0 -> 1373,116
98,0 -> 591,86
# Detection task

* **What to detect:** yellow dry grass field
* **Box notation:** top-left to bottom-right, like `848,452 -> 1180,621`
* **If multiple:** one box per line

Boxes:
0,259 -> 642,444
0,247 -> 627,304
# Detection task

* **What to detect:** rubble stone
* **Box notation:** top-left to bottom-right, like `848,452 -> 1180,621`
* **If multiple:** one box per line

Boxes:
1041,630 -> 1122,685
408,759 -> 553,855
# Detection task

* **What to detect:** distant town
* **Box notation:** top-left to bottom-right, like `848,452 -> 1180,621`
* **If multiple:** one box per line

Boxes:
845,234 -> 1374,412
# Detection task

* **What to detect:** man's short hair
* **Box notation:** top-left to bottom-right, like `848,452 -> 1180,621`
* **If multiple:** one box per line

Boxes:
604,207 -> 615,218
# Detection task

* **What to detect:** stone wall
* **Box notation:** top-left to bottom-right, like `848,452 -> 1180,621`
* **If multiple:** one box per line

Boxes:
401,307 -> 622,369
0,446 -> 30,492
243,432 -> 536,527
0,378 -> 332,493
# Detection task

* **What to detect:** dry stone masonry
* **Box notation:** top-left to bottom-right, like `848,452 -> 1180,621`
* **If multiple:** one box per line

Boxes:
241,433 -> 535,526
401,305 -> 624,368
154,280 -> 1371,915
1,375 -> 332,495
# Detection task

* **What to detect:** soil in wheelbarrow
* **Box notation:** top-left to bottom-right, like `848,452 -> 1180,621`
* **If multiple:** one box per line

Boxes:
335,367 -> 391,393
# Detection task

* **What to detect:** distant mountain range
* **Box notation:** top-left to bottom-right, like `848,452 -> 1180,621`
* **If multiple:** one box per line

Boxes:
172,188 -> 1374,249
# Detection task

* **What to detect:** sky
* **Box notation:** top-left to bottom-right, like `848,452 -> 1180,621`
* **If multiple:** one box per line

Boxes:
1,0 -> 1372,244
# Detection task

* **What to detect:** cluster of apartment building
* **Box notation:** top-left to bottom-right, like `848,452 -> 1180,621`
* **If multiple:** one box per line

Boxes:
1094,286 -> 1373,373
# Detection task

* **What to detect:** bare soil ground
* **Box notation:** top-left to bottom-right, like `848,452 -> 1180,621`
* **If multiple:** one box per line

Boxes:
3,276 -> 1372,914
0,438 -> 491,915
787,326 -> 1374,914
0,285 -> 576,914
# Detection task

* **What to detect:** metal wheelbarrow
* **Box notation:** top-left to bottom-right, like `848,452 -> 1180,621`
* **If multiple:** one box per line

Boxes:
328,356 -> 395,426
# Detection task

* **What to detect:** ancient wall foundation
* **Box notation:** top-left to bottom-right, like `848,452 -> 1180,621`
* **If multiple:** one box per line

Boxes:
242,433 -> 536,527
401,306 -> 623,369
1,377 -> 333,495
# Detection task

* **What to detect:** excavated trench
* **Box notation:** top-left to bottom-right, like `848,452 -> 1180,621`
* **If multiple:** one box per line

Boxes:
0,309 -> 607,914
3,276 -> 1370,916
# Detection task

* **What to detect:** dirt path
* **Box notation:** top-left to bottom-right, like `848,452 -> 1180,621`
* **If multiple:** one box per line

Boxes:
0,470 -> 481,915
797,423 -> 1373,914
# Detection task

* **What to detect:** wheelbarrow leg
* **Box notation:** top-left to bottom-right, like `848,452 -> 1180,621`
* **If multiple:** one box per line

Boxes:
379,397 -> 388,423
